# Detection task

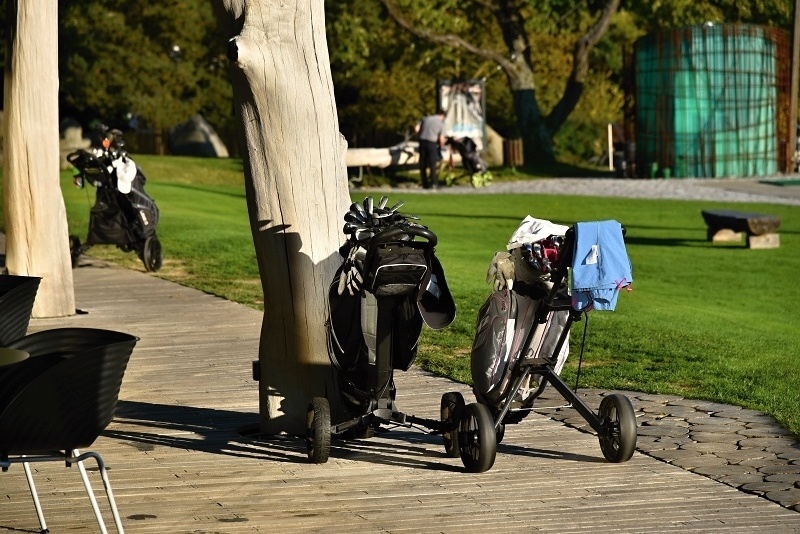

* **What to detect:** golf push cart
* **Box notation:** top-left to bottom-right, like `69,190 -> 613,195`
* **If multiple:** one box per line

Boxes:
66,126 -> 162,272
306,196 -> 499,472
459,217 -> 638,466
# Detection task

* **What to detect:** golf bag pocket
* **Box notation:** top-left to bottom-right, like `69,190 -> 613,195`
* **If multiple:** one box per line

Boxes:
88,189 -> 133,246
327,276 -> 423,375
390,295 -> 423,371
357,289 -> 423,372
327,274 -> 363,372
367,243 -> 428,297
471,290 -> 538,398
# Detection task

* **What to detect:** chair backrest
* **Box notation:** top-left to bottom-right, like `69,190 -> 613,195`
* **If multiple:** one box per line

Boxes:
0,328 -> 138,455
0,275 -> 41,345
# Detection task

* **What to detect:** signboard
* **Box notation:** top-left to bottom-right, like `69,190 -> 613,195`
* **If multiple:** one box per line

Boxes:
437,79 -> 486,152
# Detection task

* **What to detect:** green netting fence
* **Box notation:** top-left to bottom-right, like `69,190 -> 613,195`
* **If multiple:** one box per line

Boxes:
634,24 -> 791,178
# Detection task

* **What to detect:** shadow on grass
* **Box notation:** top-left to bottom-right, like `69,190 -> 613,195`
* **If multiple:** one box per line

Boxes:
623,235 -> 708,247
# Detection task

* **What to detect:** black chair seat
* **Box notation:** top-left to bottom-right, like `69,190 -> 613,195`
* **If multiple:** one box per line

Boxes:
0,327 -> 138,532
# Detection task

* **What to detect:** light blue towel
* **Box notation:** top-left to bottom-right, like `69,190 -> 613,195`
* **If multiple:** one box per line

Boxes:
570,220 -> 632,311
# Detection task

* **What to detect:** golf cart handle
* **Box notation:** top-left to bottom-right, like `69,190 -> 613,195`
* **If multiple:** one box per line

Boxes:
545,223 -> 627,306
67,148 -> 107,168
66,149 -> 90,166
367,225 -> 437,256
553,224 -> 626,277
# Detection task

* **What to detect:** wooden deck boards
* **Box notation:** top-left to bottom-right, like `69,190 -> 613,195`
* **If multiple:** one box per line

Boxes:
3,257 -> 800,533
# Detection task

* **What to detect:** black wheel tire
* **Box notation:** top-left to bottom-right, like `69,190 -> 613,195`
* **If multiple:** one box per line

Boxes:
458,402 -> 497,473
69,235 -> 82,268
598,393 -> 637,463
306,397 -> 331,464
440,391 -> 465,458
143,235 -> 163,272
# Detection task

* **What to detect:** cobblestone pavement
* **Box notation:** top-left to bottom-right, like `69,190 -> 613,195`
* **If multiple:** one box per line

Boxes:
364,176 -> 800,512
531,388 -> 800,513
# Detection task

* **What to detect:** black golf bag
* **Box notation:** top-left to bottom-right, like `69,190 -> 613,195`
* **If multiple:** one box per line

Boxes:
447,136 -> 487,175
326,197 -> 456,424
67,129 -> 162,272
471,284 -> 570,408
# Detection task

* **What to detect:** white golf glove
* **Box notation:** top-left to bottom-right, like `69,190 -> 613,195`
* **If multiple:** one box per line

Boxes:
486,251 -> 515,291
337,245 -> 367,295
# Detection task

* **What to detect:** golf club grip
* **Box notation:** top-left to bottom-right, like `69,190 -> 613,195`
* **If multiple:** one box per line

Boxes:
367,226 -> 437,256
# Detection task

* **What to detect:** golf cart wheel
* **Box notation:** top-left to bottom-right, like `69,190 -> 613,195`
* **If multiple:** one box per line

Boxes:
69,235 -> 82,268
306,397 -> 331,464
458,402 -> 497,473
440,391 -> 465,458
143,235 -> 163,272
597,393 -> 637,463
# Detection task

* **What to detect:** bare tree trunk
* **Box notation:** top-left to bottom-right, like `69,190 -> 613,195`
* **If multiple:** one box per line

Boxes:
213,0 -> 350,435
3,0 -> 75,318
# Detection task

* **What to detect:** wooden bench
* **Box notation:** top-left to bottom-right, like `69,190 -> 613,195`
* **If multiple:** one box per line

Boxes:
701,209 -> 781,249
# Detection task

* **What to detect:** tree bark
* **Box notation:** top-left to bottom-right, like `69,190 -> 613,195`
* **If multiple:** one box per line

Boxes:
3,0 -> 75,317
213,0 -> 350,435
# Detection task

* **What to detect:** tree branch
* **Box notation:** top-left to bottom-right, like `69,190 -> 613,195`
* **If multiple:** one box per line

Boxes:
380,0 -> 513,72
547,0 -> 620,133
572,0 -> 620,84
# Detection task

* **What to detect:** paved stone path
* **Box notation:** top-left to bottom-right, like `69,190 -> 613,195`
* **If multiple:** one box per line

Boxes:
364,175 -> 800,206
530,387 -> 800,512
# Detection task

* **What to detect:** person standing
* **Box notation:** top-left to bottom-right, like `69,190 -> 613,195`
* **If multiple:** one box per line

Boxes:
415,109 -> 447,189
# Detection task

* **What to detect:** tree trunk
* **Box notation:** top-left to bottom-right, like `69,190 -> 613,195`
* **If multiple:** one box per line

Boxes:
512,89 -> 556,165
213,0 -> 350,435
3,0 -> 75,318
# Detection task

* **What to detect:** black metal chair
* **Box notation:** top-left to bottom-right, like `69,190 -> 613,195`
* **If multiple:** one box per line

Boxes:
0,328 -> 138,533
0,275 -> 41,345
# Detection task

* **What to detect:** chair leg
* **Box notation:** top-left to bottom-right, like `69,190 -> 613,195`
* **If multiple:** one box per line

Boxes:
22,458 -> 49,533
72,449 -> 109,534
71,449 -> 125,534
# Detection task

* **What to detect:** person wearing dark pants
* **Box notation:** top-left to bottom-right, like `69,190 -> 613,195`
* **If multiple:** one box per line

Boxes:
415,109 -> 446,189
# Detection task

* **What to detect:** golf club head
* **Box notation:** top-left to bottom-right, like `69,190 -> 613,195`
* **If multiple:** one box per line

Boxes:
372,209 -> 393,222
351,202 -> 367,219
389,201 -> 405,213
378,196 -> 389,209
354,229 -> 374,242
344,222 -> 368,235
363,197 -> 374,216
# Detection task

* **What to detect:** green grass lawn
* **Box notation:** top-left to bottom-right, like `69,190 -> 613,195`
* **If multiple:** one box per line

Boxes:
18,155 -> 800,436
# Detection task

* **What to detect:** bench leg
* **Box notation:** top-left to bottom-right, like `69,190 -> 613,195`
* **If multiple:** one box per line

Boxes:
747,233 -> 780,249
708,228 -> 743,243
